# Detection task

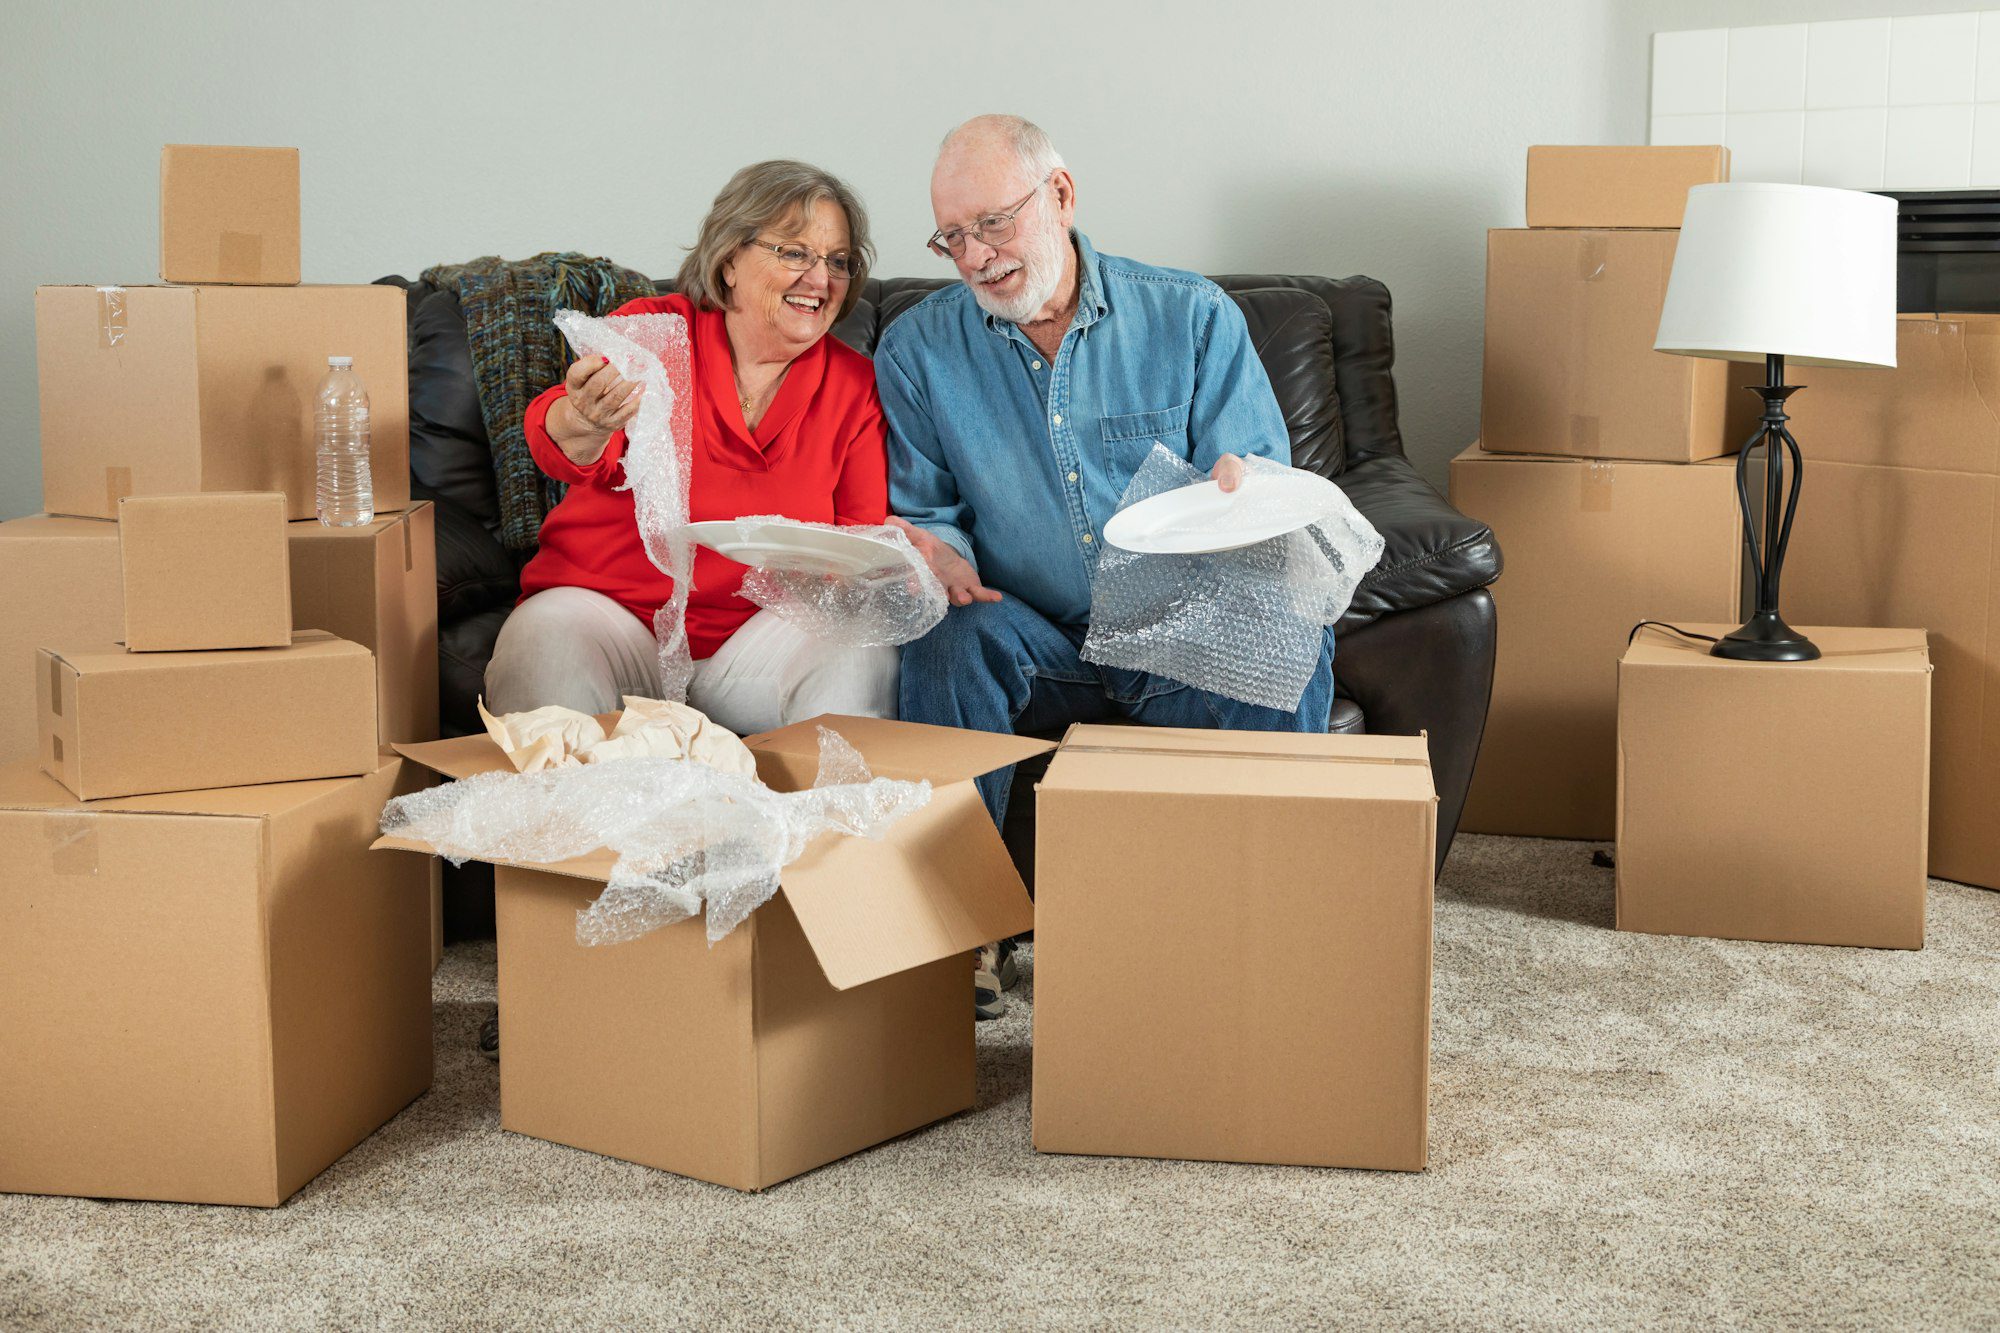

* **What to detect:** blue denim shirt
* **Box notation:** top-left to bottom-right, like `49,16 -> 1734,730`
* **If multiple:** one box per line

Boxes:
876,231 -> 1289,627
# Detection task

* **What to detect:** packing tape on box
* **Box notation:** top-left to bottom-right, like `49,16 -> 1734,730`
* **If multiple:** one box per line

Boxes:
1577,234 -> 1608,282
46,813 -> 99,878
401,515 -> 414,572
1059,742 -> 1427,768
1581,460 -> 1615,512
96,286 -> 126,346
217,230 -> 264,283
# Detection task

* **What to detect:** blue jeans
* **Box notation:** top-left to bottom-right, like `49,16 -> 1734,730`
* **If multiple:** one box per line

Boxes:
899,598 -> 1337,827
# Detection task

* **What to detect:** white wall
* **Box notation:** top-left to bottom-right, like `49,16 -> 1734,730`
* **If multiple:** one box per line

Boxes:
0,0 -> 1977,521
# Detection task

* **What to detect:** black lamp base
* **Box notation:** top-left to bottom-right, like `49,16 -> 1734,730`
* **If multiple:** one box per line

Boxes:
1710,610 -> 1820,662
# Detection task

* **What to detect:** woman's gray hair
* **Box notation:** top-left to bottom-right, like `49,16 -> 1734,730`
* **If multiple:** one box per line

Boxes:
676,160 -> 874,320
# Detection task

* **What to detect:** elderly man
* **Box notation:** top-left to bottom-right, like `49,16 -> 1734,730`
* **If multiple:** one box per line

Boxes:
877,115 -> 1337,1012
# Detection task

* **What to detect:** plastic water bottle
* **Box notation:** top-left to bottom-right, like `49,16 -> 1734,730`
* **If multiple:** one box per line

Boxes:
315,356 -> 375,527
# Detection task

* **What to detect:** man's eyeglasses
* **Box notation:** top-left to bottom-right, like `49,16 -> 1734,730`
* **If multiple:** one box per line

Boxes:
747,238 -> 858,280
928,172 -> 1054,259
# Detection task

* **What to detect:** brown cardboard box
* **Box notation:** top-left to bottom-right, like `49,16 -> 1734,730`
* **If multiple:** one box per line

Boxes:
288,504 -> 439,745
0,508 -> 437,761
1449,444 -> 1743,839
1031,726 -> 1436,1171
35,283 -> 408,521
1481,228 -> 1753,462
1616,625 -> 1932,948
1525,145 -> 1730,229
0,755 -> 434,1206
159,145 -> 301,286
38,630 -> 377,800
0,516 -> 123,764
375,713 -> 1047,1192
119,492 -> 292,651
1769,318 -> 2000,889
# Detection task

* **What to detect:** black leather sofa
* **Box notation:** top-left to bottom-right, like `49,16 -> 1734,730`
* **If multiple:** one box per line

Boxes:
386,271 -> 1501,905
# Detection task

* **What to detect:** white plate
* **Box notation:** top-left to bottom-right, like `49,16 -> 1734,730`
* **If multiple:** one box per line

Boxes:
1103,472 -> 1327,554
684,520 -> 905,577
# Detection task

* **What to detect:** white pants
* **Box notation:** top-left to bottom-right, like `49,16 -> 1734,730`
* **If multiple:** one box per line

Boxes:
484,586 -> 899,735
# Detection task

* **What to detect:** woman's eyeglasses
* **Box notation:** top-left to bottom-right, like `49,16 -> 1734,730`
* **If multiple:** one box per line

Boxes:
748,238 -> 857,280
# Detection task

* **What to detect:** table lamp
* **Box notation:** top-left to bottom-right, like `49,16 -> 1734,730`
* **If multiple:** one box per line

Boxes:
1654,182 -> 1898,661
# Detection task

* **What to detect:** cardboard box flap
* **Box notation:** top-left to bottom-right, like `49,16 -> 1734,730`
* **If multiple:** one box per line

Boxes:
1042,724 -> 1436,803
52,629 -> 353,674
0,754 -> 397,817
1625,624 -> 1931,673
776,784 -> 1035,991
746,714 -> 1058,786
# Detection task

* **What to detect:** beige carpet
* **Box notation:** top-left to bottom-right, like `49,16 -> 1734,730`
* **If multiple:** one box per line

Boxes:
4,835 -> 1998,1330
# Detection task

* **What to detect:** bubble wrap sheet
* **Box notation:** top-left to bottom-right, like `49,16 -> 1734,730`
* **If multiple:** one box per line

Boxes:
1082,447 -> 1384,711
711,515 -> 947,647
379,727 -> 930,945
553,309 -> 697,700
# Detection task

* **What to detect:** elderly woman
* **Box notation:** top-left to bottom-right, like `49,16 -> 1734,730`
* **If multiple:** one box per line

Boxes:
484,160 -> 896,736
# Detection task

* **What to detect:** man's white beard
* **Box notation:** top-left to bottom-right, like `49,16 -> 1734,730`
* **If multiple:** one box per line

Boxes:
968,218 -> 1068,324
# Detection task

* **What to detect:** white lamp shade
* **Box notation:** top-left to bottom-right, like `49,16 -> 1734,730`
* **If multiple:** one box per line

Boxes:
1654,183 -> 1897,369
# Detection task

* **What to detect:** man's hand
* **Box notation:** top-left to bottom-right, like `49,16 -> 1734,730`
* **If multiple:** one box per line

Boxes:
888,517 -> 1002,607
1211,453 -> 1246,494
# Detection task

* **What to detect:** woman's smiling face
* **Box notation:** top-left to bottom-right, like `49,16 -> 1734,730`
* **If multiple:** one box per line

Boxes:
721,197 -> 851,357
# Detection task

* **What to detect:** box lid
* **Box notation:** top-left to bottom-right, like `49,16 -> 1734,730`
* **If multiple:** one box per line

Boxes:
49,628 -> 358,674
0,753 -> 396,818
1622,624 -> 1930,673
1040,724 -> 1436,803
378,713 -> 1044,989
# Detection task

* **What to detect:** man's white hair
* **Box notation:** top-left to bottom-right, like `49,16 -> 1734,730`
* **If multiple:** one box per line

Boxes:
938,114 -> 1066,190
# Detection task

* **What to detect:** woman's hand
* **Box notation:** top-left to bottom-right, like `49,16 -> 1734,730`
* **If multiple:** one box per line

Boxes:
888,517 -> 1001,607
548,356 -> 643,464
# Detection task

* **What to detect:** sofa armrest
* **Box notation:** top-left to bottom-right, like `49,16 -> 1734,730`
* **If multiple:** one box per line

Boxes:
1336,454 -> 1502,630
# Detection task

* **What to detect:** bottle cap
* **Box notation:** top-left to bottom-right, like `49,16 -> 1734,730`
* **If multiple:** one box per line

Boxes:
328,356 -> 353,367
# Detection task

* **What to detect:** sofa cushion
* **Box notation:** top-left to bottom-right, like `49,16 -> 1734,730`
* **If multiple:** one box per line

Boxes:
405,286 -> 503,530
1211,275 -> 1402,467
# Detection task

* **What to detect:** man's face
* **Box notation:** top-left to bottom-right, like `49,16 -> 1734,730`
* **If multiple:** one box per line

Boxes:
931,153 -> 1073,322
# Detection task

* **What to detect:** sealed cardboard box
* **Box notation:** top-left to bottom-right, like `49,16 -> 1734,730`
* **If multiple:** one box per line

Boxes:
375,713 -> 1046,1192
1032,726 -> 1436,1171
159,145 -> 301,286
1482,228 -> 1753,462
1449,444 -> 1743,839
1780,315 -> 2000,891
288,504 -> 439,745
119,492 -> 292,651
38,630 -> 377,800
1526,145 -> 1729,229
0,755 -> 434,1207
35,283 -> 408,520
0,516 -> 123,764
1617,625 -> 1932,948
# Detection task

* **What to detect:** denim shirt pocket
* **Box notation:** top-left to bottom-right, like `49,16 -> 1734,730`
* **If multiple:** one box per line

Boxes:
1098,399 -> 1193,473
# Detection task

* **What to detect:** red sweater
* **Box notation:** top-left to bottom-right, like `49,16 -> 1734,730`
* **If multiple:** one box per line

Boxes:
519,294 -> 888,659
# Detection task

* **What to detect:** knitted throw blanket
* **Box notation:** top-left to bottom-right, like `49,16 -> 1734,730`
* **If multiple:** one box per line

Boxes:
420,252 -> 658,550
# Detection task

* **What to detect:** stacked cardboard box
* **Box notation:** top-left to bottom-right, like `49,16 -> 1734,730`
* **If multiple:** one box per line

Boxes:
1,149 -> 439,1207
1777,314 -> 2000,893
1452,145 -> 1753,840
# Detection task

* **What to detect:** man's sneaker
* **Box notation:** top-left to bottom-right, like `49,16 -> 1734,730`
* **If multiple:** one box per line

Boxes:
994,936 -> 1022,991
975,945 -> 1007,1021
478,1011 -> 500,1062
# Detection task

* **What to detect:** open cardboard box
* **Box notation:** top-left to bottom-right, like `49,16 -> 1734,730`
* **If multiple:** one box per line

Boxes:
374,712 -> 1049,1191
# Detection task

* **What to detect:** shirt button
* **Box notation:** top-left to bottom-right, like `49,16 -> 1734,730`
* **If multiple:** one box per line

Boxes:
1052,413 -> 1063,426
1031,360 -> 1043,370
1081,533 -> 1094,545
1067,471 -> 1079,483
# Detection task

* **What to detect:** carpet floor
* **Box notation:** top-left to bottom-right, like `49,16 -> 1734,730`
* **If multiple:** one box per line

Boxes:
4,835 -> 1997,1330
